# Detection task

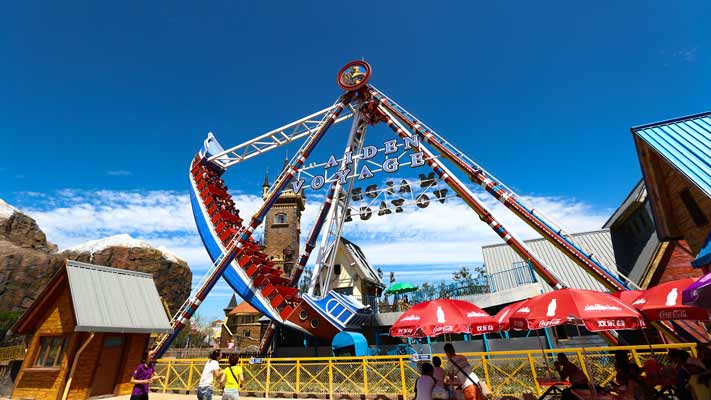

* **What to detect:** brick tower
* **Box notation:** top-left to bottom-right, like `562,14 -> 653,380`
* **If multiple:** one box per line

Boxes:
261,164 -> 305,278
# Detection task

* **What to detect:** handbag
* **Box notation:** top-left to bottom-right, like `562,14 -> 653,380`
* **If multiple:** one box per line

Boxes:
228,366 -> 241,389
450,359 -> 491,400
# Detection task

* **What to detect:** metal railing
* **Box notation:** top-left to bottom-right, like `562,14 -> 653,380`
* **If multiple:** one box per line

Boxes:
161,347 -> 264,359
150,343 -> 697,398
378,263 -> 537,312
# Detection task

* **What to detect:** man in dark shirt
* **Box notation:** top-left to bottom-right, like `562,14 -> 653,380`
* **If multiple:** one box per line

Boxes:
554,353 -> 589,400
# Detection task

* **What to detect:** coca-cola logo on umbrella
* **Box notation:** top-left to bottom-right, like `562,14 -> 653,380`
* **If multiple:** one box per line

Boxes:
537,319 -> 562,328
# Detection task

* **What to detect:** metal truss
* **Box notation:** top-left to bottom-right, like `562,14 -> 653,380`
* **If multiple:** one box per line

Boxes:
308,108 -> 369,296
207,102 -> 356,169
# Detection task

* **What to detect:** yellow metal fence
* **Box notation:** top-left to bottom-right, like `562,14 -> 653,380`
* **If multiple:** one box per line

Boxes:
152,343 -> 697,399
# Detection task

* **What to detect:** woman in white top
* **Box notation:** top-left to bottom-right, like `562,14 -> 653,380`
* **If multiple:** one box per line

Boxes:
197,350 -> 223,400
415,362 -> 436,400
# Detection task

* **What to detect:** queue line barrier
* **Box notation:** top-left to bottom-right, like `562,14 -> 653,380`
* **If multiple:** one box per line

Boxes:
151,343 -> 697,399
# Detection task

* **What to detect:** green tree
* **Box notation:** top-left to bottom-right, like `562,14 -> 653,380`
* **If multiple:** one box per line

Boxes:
299,267 -> 313,294
421,282 -> 436,301
437,280 -> 448,299
452,266 -> 472,282
171,313 -> 209,349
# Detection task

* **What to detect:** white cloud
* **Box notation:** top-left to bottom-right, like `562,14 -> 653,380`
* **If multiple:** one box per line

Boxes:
14,186 -> 610,319
300,184 -> 610,265
19,186 -> 609,269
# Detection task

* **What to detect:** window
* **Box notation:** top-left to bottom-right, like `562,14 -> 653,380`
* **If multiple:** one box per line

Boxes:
34,336 -> 68,368
680,188 -> 709,227
274,213 -> 287,224
244,330 -> 250,338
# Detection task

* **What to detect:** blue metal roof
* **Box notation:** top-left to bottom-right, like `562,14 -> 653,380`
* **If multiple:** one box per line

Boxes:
633,111 -> 711,198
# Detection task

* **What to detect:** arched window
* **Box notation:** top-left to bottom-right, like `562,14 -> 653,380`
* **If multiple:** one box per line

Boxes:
274,213 -> 288,224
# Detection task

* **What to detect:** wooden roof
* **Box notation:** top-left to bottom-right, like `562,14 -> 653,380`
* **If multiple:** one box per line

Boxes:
229,301 -> 260,315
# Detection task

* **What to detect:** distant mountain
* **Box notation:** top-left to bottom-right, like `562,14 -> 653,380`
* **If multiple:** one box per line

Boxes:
0,199 -> 191,336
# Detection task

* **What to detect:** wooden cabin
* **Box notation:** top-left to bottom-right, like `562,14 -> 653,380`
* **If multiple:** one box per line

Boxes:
315,237 -> 385,304
10,260 -> 172,400
633,111 -> 711,270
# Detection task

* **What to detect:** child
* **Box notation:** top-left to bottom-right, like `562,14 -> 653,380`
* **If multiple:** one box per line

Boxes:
431,357 -> 448,400
415,362 -> 436,400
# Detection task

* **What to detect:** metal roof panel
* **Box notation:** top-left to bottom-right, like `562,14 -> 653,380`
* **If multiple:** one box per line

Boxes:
66,260 -> 173,334
634,113 -> 711,198
482,230 -> 618,293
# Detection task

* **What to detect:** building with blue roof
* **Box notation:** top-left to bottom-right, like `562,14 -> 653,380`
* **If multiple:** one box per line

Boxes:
633,111 -> 711,271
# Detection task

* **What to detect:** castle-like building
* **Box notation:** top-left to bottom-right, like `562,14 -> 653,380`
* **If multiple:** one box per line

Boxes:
260,171 -> 305,277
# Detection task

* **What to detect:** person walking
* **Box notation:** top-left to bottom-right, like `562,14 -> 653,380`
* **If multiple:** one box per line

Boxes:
197,350 -> 223,400
129,351 -> 163,400
221,354 -> 244,400
443,343 -> 491,400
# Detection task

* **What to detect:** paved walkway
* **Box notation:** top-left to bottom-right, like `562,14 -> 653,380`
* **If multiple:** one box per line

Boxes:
109,396 -> 281,400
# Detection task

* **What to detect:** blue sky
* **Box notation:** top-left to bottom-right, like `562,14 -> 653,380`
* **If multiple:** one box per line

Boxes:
1,1 -> 711,321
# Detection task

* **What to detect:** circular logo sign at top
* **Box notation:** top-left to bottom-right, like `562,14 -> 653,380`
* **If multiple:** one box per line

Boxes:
337,61 -> 372,91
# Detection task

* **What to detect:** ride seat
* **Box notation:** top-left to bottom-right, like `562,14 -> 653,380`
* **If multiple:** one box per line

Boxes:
252,275 -> 269,288
266,275 -> 289,286
262,283 -> 277,298
219,228 -> 238,244
275,286 -> 298,301
279,304 -> 294,320
270,294 -> 286,309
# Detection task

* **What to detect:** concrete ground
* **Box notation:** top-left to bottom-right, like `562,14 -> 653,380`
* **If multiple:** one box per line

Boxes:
109,396 -> 281,400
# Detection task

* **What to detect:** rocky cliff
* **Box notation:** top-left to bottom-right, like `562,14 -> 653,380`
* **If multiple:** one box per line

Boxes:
0,199 -> 192,326
61,234 -> 192,314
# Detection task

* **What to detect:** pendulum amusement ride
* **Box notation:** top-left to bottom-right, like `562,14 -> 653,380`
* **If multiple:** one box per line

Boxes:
151,61 -> 655,357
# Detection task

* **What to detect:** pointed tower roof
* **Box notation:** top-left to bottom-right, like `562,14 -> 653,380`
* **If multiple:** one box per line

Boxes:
262,170 -> 269,187
224,294 -> 238,313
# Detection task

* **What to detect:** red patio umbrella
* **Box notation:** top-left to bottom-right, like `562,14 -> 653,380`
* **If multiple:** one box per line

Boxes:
610,290 -> 645,306
389,298 -> 498,338
508,288 -> 645,332
628,278 -> 710,321
494,299 -> 530,331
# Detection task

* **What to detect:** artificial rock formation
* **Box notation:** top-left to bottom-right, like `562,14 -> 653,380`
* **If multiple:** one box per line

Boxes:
0,199 -> 191,322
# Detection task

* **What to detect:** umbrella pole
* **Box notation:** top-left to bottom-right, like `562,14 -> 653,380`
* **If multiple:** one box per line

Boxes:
575,324 -> 597,397
641,327 -> 655,357
535,329 -> 552,378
